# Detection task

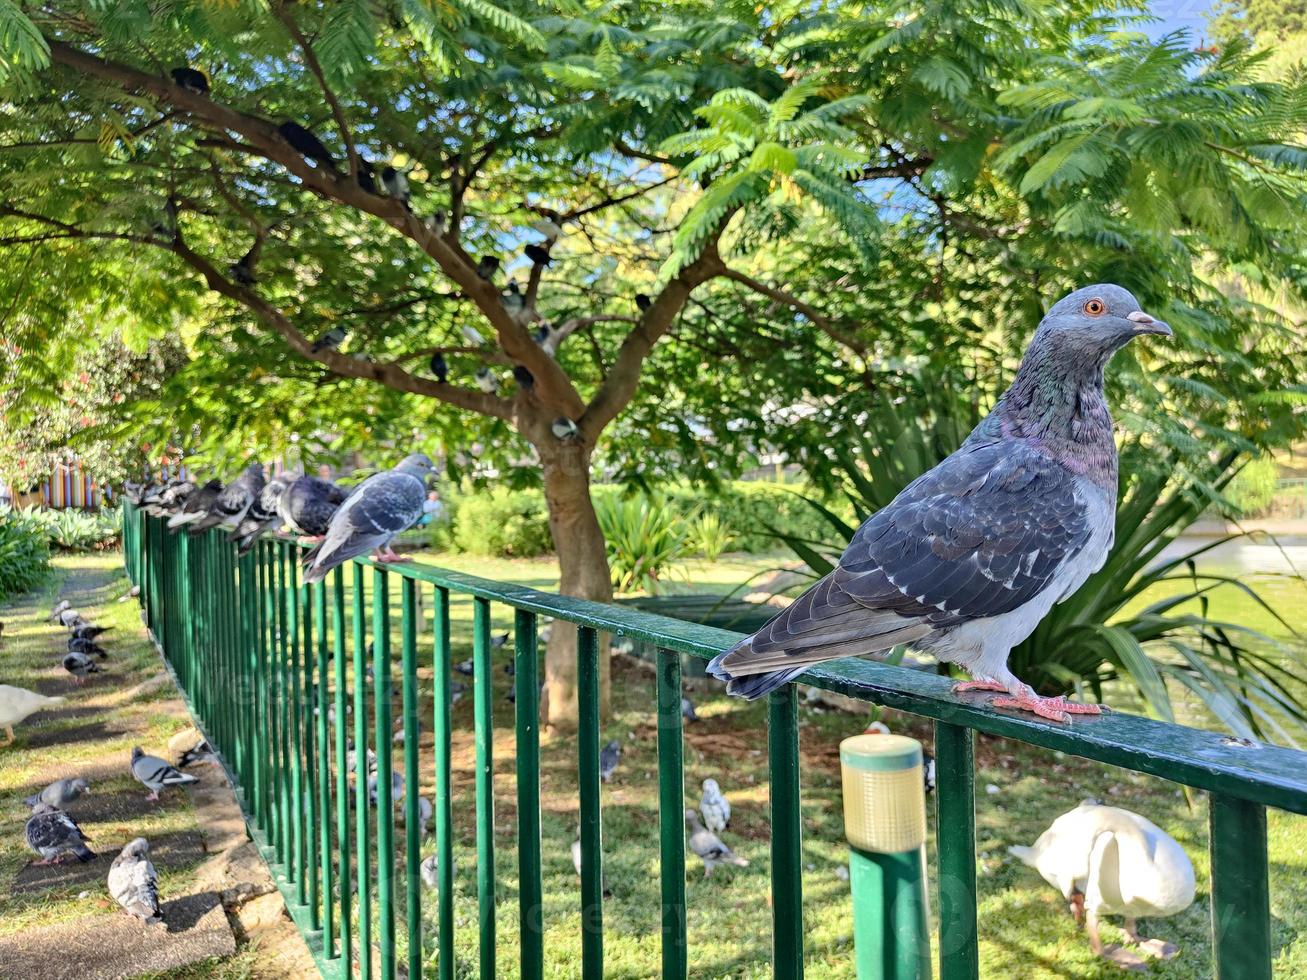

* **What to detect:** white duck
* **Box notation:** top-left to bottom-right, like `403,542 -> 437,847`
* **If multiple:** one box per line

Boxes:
1010,801 -> 1195,971
0,685 -> 67,746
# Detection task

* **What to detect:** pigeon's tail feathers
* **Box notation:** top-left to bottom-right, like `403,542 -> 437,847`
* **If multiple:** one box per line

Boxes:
725,853 -> 750,867
301,542 -> 330,584
73,842 -> 97,863
708,649 -> 810,701
1008,845 -> 1036,867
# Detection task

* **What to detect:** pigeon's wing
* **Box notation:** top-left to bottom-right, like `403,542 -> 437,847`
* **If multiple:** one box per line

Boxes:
302,471 -> 424,582
288,477 -> 344,536
110,856 -> 161,919
133,753 -> 195,788
714,440 -> 1094,678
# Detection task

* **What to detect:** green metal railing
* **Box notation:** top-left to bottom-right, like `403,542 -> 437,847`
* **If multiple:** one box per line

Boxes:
120,505 -> 1307,979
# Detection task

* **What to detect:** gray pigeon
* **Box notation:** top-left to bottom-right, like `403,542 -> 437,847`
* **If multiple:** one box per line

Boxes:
179,739 -> 218,767
699,778 -> 731,833
189,463 -> 265,534
302,454 -> 435,583
278,474 -> 348,539
131,746 -> 198,801
230,473 -> 290,555
50,599 -> 71,623
70,623 -> 111,641
25,803 -> 95,864
63,651 -> 103,684
685,808 -> 748,877
681,697 -> 698,723
347,744 -> 377,776
368,769 -> 405,807
166,478 -> 223,532
24,777 -> 90,809
108,837 -> 163,925
708,285 -> 1171,722
68,636 -> 108,659
598,740 -> 621,783
311,325 -> 347,353
420,853 -> 439,890
58,608 -> 84,628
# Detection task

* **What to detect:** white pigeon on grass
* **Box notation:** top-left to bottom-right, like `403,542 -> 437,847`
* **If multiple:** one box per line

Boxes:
0,685 -> 67,746
109,837 -> 164,925
685,808 -> 748,878
699,778 -> 731,833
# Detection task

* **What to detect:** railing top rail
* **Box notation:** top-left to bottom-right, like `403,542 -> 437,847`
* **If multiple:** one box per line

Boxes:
323,548 -> 1307,816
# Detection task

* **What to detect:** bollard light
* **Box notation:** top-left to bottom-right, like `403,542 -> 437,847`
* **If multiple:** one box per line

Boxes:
840,732 -> 932,980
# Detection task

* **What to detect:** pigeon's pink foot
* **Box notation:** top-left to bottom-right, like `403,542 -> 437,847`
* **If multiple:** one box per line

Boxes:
991,691 -> 1107,724
301,535 -> 324,543
374,545 -> 411,563
146,791 -> 160,802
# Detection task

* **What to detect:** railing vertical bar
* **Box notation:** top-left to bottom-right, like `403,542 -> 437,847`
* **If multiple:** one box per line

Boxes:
372,568 -> 396,980
400,578 -> 422,980
935,722 -> 978,980
316,579 -> 334,951
331,567 -> 351,970
577,625 -> 603,980
472,596 -> 497,978
256,541 -> 272,836
239,552 -> 256,811
514,609 -> 543,980
656,647 -> 687,980
352,561 -> 373,980
768,685 -> 804,979
276,543 -> 291,868
1210,794 -> 1271,980
432,586 -> 455,980
288,553 -> 306,906
301,568 -> 319,929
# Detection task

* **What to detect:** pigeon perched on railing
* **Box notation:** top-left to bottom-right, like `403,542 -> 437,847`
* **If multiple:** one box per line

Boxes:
685,808 -> 748,877
0,685 -> 67,746
188,463 -> 265,534
167,479 -> 223,533
302,454 -> 435,583
599,740 -> 621,783
230,474 -> 290,555
24,777 -> 90,810
709,285 -> 1172,723
279,474 -> 349,541
131,746 -> 198,802
699,778 -> 731,833
25,803 -> 95,864
109,837 -> 164,925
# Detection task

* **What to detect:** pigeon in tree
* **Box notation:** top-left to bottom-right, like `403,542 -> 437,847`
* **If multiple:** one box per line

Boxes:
0,685 -> 67,746
524,243 -> 552,267
63,651 -> 103,684
552,417 -> 582,443
531,214 -> 563,241
599,740 -> 621,782
699,778 -> 731,833
424,211 -> 447,236
302,454 -> 435,582
685,808 -> 748,877
708,285 -> 1172,722
70,623 -> 112,641
231,474 -> 290,555
132,746 -> 199,802
461,323 -> 486,346
228,242 -> 258,286
635,293 -> 652,312
190,463 -> 265,534
170,67 -> 209,95
430,351 -> 449,383
502,281 -> 527,321
381,165 -> 411,208
475,367 -> 500,394
24,777 -> 91,809
167,479 -> 223,533
278,474 -> 348,541
26,803 -> 96,864
278,121 -> 336,169
109,837 -> 164,925
475,255 -> 500,280
311,326 -> 348,354
356,158 -> 379,194
513,365 -> 535,391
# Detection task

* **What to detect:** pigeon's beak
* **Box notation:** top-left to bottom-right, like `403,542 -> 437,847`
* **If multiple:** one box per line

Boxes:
1127,310 -> 1172,337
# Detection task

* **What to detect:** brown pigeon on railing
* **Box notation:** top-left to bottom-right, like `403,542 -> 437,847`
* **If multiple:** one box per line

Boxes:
709,285 -> 1171,722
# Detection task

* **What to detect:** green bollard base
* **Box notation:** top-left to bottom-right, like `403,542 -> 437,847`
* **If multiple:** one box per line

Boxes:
850,845 -> 932,980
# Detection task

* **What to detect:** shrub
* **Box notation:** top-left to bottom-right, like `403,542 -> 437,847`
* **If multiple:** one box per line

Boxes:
1225,456 -> 1279,517
449,487 -> 553,558
0,508 -> 51,599
595,494 -> 693,593
18,506 -> 119,551
665,481 -> 844,553
690,513 -> 735,561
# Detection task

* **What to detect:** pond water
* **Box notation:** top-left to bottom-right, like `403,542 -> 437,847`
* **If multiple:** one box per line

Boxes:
1159,534 -> 1307,577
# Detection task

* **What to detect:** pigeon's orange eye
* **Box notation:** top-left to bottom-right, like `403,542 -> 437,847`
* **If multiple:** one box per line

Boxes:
1084,299 -> 1106,316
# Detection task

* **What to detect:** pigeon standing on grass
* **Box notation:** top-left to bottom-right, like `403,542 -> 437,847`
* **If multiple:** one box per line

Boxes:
599,740 -> 621,782
108,838 -> 164,925
50,599 -> 71,623
58,608 -> 85,628
25,803 -> 96,864
709,285 -> 1172,722
70,623 -> 112,641
132,746 -> 199,802
699,778 -> 731,833
685,809 -> 748,877
0,685 -> 67,746
24,777 -> 90,809
68,636 -> 107,659
420,853 -> 439,890
302,454 -> 435,583
63,651 -> 103,684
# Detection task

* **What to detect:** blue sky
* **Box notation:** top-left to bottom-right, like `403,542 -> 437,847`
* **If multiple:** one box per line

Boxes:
1138,0 -> 1216,42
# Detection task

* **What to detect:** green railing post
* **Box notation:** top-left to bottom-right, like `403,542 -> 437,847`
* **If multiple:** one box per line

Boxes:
768,685 -> 805,979
934,722 -> 978,980
352,562 -> 372,980
400,579 -> 423,980
1210,794 -> 1271,980
276,544 -> 293,874
432,587 -> 455,980
577,626 -> 603,980
289,552 -> 306,907
515,609 -> 544,980
302,568 -> 320,929
332,567 -> 352,972
656,648 -> 687,980
472,596 -> 497,978
372,568 -> 396,980
315,580 -> 334,950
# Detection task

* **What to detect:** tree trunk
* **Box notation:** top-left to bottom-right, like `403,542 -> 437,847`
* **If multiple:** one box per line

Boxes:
539,443 -> 613,729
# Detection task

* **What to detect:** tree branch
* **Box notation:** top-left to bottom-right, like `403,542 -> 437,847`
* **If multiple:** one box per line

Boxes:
274,3 -> 360,177
719,266 -> 869,357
